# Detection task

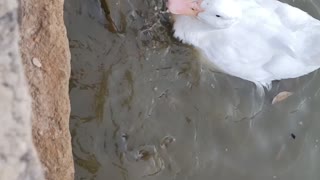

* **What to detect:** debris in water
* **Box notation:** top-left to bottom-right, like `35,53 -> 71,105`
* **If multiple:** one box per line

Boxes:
272,91 -> 293,104
126,145 -> 157,162
291,133 -> 296,139
138,149 -> 152,161
121,133 -> 129,141
160,135 -> 176,149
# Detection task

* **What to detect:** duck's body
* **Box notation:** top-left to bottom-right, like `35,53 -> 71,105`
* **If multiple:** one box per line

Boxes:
169,0 -> 320,87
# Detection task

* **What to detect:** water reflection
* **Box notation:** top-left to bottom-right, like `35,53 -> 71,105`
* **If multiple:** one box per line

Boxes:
65,0 -> 320,179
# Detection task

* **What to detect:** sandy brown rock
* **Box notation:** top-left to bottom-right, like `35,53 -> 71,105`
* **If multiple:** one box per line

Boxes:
19,0 -> 74,179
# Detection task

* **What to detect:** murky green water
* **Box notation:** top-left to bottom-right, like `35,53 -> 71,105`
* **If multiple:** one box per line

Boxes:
65,0 -> 320,179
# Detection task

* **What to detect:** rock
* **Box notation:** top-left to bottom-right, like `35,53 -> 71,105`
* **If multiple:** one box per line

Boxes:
31,57 -> 42,68
19,0 -> 74,179
0,0 -> 44,179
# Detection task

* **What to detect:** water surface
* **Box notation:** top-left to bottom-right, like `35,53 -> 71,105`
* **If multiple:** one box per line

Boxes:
65,0 -> 320,179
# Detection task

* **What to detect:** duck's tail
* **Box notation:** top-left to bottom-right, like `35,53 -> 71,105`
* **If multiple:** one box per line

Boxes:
255,83 -> 265,96
254,81 -> 271,97
297,24 -> 320,65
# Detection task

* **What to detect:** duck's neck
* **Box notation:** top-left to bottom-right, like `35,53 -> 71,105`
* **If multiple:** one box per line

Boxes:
173,15 -> 214,47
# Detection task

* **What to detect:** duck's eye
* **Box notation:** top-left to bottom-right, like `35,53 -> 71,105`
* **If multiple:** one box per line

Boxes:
216,15 -> 221,17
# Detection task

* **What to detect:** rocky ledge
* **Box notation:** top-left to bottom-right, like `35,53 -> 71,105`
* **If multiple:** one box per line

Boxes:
19,0 -> 74,179
0,0 -> 74,179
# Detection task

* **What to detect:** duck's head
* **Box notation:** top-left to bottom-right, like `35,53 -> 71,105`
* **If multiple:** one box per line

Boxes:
167,0 -> 242,29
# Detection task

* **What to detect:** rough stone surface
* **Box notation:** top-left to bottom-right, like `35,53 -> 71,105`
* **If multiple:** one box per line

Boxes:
19,0 -> 74,179
0,0 -> 44,179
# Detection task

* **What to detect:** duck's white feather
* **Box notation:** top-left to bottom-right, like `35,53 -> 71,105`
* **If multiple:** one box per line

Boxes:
173,0 -> 320,86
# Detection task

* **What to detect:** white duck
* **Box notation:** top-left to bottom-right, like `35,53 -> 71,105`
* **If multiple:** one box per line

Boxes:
167,0 -> 320,88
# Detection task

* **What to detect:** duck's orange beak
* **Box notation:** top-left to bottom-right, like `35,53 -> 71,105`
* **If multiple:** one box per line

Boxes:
167,0 -> 204,16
